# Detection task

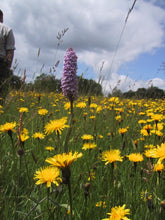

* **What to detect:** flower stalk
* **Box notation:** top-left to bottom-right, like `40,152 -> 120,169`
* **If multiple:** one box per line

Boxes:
8,130 -> 15,152
68,177 -> 73,220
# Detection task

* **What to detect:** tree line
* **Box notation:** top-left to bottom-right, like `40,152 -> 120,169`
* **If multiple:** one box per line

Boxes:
108,86 -> 165,99
9,73 -> 103,96
8,72 -> 165,99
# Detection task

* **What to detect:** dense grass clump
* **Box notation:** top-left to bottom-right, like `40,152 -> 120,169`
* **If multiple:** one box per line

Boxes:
1,91 -> 165,219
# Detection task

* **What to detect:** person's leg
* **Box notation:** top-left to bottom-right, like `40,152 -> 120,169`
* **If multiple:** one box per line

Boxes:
0,61 -> 10,98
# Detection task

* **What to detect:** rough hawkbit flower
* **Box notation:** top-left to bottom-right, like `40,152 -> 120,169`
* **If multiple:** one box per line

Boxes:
102,204 -> 130,220
61,48 -> 78,101
34,166 -> 62,188
127,152 -> 144,163
101,149 -> 123,165
46,151 -> 83,184
45,151 -> 83,170
0,121 -> 16,133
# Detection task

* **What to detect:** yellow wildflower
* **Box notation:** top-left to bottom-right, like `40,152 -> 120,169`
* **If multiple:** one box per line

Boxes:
138,120 -> 147,124
144,144 -> 155,149
90,116 -> 96,119
151,130 -> 163,136
144,148 -> 157,158
102,204 -> 130,220
34,166 -> 62,188
45,117 -> 69,135
96,106 -> 102,113
90,103 -> 98,108
81,134 -> 94,141
151,114 -> 163,122
153,123 -> 163,131
19,133 -> 29,142
82,142 -> 97,150
96,201 -> 107,208
138,112 -> 145,116
32,132 -> 45,140
115,115 -> 122,121
102,149 -> 123,165
38,109 -> 48,115
45,146 -> 54,151
76,102 -> 87,108
19,107 -> 29,113
64,102 -> 71,110
0,121 -> 16,133
153,161 -> 164,172
153,143 -> 165,161
127,153 -> 143,163
45,151 -> 83,169
118,127 -> 128,135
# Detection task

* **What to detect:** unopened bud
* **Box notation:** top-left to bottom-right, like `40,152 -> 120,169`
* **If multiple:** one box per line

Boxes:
17,148 -> 24,156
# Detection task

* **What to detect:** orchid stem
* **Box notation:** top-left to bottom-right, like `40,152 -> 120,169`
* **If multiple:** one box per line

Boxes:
64,99 -> 74,153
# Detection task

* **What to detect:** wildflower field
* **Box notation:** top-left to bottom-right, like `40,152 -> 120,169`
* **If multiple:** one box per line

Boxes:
1,91 -> 165,220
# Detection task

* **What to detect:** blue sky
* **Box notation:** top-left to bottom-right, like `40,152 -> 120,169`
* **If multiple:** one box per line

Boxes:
1,0 -> 165,94
118,47 -> 165,81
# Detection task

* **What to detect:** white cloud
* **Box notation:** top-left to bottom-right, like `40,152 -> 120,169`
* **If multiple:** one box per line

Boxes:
1,0 -> 165,92
101,73 -> 165,95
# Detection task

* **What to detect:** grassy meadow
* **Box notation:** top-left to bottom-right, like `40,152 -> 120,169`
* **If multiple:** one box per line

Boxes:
1,91 -> 165,219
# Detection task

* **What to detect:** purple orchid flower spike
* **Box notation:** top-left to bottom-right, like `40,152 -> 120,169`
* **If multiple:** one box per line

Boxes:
61,47 -> 78,102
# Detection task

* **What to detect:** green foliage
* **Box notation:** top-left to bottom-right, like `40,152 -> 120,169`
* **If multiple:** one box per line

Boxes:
33,73 -> 61,92
26,73 -> 103,96
108,88 -> 123,98
9,74 -> 21,90
123,86 -> 165,99
78,76 -> 103,96
0,70 -> 21,98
